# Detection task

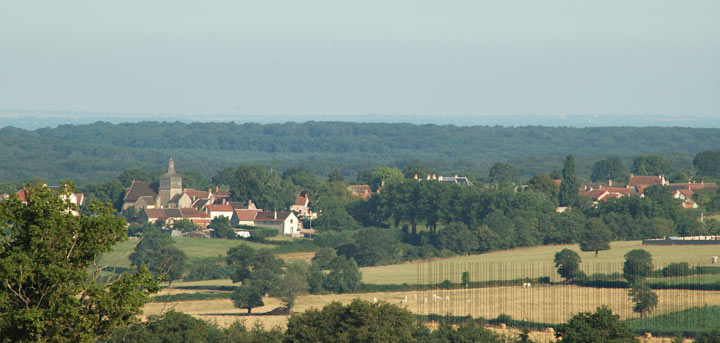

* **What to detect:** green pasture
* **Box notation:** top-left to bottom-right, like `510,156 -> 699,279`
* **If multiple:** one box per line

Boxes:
97,237 -> 272,270
360,241 -> 720,285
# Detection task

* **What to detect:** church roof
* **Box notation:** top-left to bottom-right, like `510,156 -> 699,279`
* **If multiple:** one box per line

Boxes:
124,181 -> 158,202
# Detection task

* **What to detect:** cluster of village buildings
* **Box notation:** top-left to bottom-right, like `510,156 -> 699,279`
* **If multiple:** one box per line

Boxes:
574,174 -> 717,209
1,160 -> 717,238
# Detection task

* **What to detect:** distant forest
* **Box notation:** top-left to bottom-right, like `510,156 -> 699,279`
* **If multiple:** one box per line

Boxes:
1,121 -> 720,185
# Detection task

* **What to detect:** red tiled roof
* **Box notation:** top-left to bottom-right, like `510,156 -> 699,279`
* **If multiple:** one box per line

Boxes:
205,204 -> 234,212
256,211 -> 292,222
348,185 -> 372,199
629,175 -> 664,186
214,190 -> 231,198
145,208 -> 166,219
180,208 -> 210,218
294,190 -> 309,206
604,187 -> 632,196
233,209 -> 261,221
16,190 -> 27,202
552,179 -> 561,186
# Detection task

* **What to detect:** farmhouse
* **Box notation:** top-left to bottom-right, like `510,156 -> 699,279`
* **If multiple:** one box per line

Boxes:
254,211 -> 301,236
290,190 -> 316,218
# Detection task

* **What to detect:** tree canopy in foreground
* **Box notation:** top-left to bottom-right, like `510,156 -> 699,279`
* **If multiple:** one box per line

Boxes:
0,184 -> 159,343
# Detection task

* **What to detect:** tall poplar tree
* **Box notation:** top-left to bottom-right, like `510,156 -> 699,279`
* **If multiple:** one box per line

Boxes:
559,155 -> 580,207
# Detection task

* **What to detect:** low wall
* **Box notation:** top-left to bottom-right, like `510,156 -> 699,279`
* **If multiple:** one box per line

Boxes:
643,239 -> 720,245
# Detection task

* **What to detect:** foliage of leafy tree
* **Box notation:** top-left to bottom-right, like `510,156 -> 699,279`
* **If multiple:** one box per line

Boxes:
527,173 -> 559,206
285,299 -> 416,343
437,223 -> 478,255
178,170 -> 212,191
336,227 -> 398,267
632,155 -> 672,176
696,330 -> 720,343
402,163 -> 432,179
623,249 -> 654,284
425,320 -> 505,343
319,256 -> 362,294
0,184 -> 159,343
555,306 -> 638,343
270,261 -> 310,310
227,164 -> 296,210
226,245 -> 284,295
327,169 -> 345,183
554,248 -> 582,282
282,167 -> 321,192
559,155 -> 580,207
488,162 -> 519,186
208,216 -> 235,239
694,150 -> 720,180
79,179 -> 126,210
129,227 -> 187,281
629,282 -> 658,319
118,168 -> 156,188
311,180 -> 360,231
591,156 -> 628,183
172,218 -> 199,232
101,310 -> 226,343
231,282 -> 265,314
578,218 -> 611,256
356,166 -> 403,192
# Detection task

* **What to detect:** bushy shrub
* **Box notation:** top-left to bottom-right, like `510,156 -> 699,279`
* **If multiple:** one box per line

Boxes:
183,263 -> 231,282
663,262 -> 692,277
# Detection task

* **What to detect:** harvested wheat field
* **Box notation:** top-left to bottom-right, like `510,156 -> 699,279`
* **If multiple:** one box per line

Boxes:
361,241 -> 720,284
143,285 -> 720,329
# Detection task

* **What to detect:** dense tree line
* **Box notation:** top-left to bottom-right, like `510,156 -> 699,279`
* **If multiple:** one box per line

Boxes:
4,121 -> 720,185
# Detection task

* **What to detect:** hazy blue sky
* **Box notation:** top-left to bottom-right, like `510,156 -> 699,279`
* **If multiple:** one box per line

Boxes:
1,1 -> 718,119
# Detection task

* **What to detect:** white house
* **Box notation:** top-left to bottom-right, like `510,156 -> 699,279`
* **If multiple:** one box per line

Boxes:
204,203 -> 235,220
255,211 -> 301,236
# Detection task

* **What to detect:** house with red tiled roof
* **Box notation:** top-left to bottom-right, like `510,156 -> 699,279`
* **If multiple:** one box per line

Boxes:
204,203 -> 234,220
290,190 -> 316,218
231,209 -> 263,227
255,211 -> 301,236
673,189 -> 699,209
348,185 -> 373,199
629,174 -> 667,187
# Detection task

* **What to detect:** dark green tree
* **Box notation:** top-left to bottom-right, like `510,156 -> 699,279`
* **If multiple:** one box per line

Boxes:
285,299 -> 416,343
270,261 -> 310,310
559,155 -> 580,207
556,306 -> 638,343
696,330 -> 720,343
527,173 -> 560,206
208,216 -> 234,239
623,249 -> 654,284
632,155 -> 671,176
629,282 -> 658,319
0,184 -> 159,343
322,256 -> 362,293
591,156 -> 628,183
578,218 -> 612,257
172,218 -> 199,232
226,245 -> 284,295
228,164 -> 296,210
356,166 -> 403,192
554,248 -> 582,282
118,168 -> 155,187
101,310 -> 226,343
437,223 -> 478,255
488,162 -> 519,186
129,228 -> 187,281
327,169 -> 345,183
694,150 -> 720,180
336,227 -> 397,267
231,282 -> 265,314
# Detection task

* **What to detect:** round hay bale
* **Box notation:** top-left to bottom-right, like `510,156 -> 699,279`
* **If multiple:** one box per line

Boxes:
544,327 -> 555,334
644,332 -> 652,339
498,323 -> 507,329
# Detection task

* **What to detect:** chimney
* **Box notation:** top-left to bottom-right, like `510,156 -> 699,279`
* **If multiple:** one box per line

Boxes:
454,174 -> 458,178
438,175 -> 443,181
432,173 -> 437,180
274,211 -> 277,219
222,198 -> 226,205
608,179 -> 613,186
208,188 -> 212,196
630,173 -> 634,178
426,174 -> 431,180
413,174 -> 418,180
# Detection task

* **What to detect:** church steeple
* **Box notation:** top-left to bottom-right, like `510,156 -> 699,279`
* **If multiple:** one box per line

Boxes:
166,158 -> 177,175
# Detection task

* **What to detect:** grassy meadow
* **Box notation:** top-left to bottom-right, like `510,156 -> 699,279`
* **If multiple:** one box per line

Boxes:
360,241 -> 720,284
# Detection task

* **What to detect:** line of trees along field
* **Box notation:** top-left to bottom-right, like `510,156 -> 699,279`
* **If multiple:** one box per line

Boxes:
3,121 -> 720,184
